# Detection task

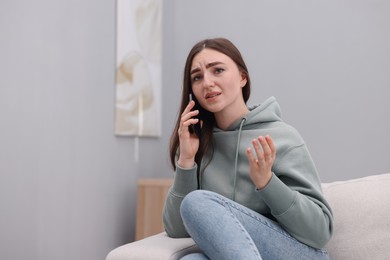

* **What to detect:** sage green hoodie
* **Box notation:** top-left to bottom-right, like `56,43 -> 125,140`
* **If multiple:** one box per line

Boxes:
163,96 -> 333,249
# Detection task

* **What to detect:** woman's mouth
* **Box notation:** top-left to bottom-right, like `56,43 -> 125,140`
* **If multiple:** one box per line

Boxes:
205,92 -> 221,99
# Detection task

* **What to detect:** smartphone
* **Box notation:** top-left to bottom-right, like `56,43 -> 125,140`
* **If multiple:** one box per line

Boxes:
189,93 -> 202,137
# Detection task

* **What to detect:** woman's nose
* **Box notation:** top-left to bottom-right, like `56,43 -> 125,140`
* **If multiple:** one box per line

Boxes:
202,73 -> 214,88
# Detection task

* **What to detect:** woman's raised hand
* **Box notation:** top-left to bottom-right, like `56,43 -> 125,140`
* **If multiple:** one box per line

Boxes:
246,135 -> 276,189
177,100 -> 200,168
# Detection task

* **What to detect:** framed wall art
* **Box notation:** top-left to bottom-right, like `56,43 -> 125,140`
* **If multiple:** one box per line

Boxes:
115,0 -> 162,137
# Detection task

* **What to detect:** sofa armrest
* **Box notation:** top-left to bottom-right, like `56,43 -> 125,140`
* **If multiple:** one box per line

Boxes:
106,232 -> 199,260
322,173 -> 390,260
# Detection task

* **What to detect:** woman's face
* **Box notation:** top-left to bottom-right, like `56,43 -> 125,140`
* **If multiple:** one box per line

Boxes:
190,48 -> 247,115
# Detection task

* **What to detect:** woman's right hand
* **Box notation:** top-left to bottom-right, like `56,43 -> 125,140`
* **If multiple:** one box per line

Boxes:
177,100 -> 200,168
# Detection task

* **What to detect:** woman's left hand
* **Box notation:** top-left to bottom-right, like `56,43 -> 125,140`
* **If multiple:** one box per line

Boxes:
246,135 -> 276,190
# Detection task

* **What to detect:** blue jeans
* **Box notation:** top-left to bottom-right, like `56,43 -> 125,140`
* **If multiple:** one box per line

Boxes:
180,190 -> 329,260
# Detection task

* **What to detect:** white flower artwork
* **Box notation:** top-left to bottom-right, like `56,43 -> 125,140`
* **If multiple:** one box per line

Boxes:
115,0 -> 161,137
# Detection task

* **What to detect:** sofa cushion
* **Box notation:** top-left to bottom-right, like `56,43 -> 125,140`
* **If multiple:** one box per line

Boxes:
106,232 -> 199,260
322,173 -> 390,260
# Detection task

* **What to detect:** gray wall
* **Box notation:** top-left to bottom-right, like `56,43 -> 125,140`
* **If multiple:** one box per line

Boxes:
168,0 -> 390,183
0,0 -> 389,259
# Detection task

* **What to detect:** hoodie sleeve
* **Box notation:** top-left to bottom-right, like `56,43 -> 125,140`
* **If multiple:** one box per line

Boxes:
258,143 -> 333,249
162,163 -> 198,238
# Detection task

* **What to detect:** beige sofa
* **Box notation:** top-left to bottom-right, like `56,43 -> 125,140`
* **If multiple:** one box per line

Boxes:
106,173 -> 390,260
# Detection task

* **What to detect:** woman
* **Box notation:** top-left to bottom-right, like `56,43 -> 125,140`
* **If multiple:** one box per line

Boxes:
163,38 -> 333,260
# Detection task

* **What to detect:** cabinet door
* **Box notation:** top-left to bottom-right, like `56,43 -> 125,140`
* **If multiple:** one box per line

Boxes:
135,179 -> 173,240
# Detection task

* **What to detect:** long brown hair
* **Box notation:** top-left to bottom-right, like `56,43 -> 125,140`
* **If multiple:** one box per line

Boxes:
169,38 -> 251,177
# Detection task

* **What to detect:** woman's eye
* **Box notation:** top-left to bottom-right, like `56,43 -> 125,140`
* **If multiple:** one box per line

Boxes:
192,75 -> 201,82
215,68 -> 224,74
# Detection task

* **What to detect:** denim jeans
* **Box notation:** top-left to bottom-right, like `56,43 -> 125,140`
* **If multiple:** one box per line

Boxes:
180,190 -> 329,260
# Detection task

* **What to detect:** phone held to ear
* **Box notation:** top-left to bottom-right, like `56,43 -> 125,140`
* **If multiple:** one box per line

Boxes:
189,93 -> 202,138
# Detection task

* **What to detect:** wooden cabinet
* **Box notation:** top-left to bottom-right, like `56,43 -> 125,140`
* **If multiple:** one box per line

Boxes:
135,178 -> 173,240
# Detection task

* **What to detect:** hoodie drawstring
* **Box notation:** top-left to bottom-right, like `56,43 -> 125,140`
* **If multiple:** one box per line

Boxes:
232,118 -> 246,201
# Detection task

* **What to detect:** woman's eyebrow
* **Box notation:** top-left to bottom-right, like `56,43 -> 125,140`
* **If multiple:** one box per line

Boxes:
190,67 -> 200,75
190,61 -> 224,75
206,61 -> 224,69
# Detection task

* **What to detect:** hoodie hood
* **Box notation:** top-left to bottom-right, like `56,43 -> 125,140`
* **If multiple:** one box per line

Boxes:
220,96 -> 282,132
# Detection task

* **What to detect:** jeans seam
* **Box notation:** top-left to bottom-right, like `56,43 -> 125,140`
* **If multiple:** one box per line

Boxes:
226,200 -> 328,254
216,195 -> 262,258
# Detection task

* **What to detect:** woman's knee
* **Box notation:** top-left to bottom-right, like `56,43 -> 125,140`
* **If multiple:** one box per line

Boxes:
180,190 -> 217,220
181,190 -> 204,216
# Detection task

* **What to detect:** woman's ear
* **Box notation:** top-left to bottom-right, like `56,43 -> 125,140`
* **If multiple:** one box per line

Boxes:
240,72 -> 248,88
